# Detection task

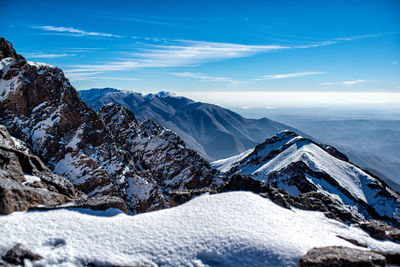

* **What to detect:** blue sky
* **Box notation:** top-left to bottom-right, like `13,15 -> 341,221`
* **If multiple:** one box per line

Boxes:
1,0 -> 400,108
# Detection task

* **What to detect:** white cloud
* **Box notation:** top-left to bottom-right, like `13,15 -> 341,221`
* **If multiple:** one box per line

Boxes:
32,25 -> 122,38
63,33 -> 388,74
171,72 -> 243,84
24,53 -> 74,58
319,80 -> 367,86
65,71 -> 138,82
255,72 -> 323,80
65,40 -> 288,73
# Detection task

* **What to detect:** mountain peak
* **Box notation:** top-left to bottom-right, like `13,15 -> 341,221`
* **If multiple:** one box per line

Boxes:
0,37 -> 22,61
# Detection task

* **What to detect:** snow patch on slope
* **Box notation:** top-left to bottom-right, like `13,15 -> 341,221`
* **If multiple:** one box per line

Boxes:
212,148 -> 254,172
27,61 -> 55,69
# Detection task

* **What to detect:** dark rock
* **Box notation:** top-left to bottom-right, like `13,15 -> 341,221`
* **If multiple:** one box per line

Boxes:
0,177 -> 72,214
376,250 -> 400,265
0,37 -> 23,61
358,220 -> 400,242
35,196 -> 129,214
299,246 -> 386,267
2,244 -> 42,265
167,189 -> 215,206
320,144 -> 349,162
0,126 -> 79,214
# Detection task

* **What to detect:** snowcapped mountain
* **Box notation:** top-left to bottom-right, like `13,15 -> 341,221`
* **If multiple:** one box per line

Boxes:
78,88 -> 305,160
213,130 -> 400,224
0,37 -> 216,214
2,37 -> 400,265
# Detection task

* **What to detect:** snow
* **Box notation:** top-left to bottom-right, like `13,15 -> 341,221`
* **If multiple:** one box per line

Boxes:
0,75 -> 21,101
212,148 -> 254,172
214,132 -> 400,220
23,174 -> 41,184
0,57 -> 14,73
27,61 -> 55,69
251,141 -> 376,204
0,192 -> 398,266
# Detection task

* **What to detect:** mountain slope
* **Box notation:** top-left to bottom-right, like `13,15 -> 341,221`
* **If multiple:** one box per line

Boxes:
213,131 -> 400,224
79,88 -> 305,160
0,37 -> 216,214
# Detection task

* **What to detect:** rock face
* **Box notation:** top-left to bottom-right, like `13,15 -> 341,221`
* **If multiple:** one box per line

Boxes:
0,125 -> 78,214
98,104 -> 217,191
213,131 -> 400,225
299,246 -> 386,267
0,38 -> 169,213
0,38 -> 219,214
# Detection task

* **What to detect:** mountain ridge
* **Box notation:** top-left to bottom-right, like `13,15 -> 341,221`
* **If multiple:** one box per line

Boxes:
79,88 -> 307,160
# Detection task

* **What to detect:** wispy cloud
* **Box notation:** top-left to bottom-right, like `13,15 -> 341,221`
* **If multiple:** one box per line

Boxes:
66,40 -> 288,73
24,52 -> 74,58
64,33 -> 388,74
255,72 -> 323,80
64,71 -> 138,82
32,25 -> 122,38
319,80 -> 367,86
171,72 -> 243,84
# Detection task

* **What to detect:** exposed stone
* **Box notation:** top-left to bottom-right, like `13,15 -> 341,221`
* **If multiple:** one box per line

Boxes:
99,104 -> 216,191
299,246 -> 386,267
0,126 -> 79,214
358,220 -> 400,242
2,244 -> 42,265
35,196 -> 129,214
0,37 -> 23,61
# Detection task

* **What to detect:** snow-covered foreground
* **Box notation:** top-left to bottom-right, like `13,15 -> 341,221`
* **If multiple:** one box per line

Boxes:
1,192 -> 399,266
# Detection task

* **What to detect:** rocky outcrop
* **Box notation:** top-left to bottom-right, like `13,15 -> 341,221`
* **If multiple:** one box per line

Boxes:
0,125 -> 132,215
98,104 -> 217,191
299,246 -> 386,267
0,37 -> 169,214
358,220 -> 400,242
0,127 -> 79,214
1,244 -> 43,266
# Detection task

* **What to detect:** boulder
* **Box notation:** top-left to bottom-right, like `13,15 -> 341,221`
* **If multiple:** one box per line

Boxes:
1,244 -> 42,265
299,246 -> 386,267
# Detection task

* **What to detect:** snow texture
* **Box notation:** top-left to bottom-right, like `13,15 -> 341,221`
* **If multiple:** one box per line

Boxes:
0,192 -> 398,267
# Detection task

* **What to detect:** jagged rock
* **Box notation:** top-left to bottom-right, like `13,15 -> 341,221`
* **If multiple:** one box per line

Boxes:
1,244 -> 42,265
0,127 -> 79,214
35,196 -> 129,214
299,246 -> 386,267
98,104 -> 216,191
0,37 -> 23,61
0,38 -> 169,214
167,189 -> 215,206
358,220 -> 400,242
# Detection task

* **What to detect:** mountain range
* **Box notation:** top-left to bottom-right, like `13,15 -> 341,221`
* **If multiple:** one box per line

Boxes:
1,37 -> 400,265
79,88 -> 305,161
